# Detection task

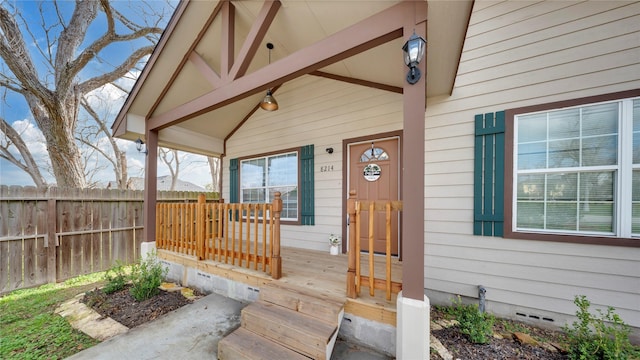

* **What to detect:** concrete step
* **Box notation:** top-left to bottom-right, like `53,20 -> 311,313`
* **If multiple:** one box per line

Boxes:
218,327 -> 311,360
242,300 -> 337,360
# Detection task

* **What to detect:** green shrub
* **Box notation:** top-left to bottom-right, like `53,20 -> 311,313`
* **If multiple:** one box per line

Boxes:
103,261 -> 128,294
451,296 -> 495,344
564,295 -> 640,360
129,252 -> 168,302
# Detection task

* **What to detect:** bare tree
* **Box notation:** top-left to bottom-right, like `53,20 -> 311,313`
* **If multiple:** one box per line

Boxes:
0,1 -> 169,188
79,94 -> 128,189
0,116 -> 47,187
159,148 -> 180,191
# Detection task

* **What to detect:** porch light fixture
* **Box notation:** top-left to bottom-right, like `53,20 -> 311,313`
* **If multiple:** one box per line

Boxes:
135,137 -> 148,155
260,43 -> 278,111
402,31 -> 426,85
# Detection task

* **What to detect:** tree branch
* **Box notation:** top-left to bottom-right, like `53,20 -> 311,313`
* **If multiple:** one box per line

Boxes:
62,1 -> 162,93
54,0 -> 98,91
76,45 -> 155,94
0,5 -> 54,107
0,116 -> 47,187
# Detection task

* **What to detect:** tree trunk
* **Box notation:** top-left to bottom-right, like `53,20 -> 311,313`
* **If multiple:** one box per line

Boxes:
26,92 -> 86,188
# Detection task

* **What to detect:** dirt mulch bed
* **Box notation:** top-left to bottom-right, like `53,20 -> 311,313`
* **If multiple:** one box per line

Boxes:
81,285 -> 573,359
81,284 -> 199,329
430,309 -> 569,359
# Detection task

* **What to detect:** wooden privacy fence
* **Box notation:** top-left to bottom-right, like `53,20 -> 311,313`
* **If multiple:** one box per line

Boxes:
346,190 -> 403,301
0,185 -> 217,294
156,192 -> 283,279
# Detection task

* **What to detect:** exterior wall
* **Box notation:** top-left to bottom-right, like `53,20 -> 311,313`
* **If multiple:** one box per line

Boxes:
223,75 -> 403,251
425,0 -> 640,331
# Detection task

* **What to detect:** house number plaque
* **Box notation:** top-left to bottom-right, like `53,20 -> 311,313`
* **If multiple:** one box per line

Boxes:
363,163 -> 381,182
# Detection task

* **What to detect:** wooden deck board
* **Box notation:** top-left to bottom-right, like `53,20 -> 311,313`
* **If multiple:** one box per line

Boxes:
158,246 -> 401,326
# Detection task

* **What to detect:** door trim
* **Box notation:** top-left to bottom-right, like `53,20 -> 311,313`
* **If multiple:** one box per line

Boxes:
341,130 -> 403,258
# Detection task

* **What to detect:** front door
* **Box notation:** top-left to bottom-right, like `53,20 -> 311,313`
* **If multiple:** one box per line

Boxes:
348,137 -> 400,256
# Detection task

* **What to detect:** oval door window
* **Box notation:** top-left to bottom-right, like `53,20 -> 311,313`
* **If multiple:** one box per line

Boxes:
363,163 -> 381,181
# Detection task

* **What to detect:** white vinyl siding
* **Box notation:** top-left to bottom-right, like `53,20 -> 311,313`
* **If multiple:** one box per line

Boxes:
426,0 -> 640,328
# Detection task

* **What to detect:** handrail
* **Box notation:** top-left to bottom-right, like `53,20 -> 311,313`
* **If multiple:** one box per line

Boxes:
346,190 -> 402,301
156,192 -> 282,279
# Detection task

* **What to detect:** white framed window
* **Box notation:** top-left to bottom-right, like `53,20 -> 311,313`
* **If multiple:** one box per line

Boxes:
240,151 -> 298,221
513,97 -> 639,238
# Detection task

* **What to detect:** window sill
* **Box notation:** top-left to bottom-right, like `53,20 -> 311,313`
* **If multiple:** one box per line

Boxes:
503,229 -> 640,248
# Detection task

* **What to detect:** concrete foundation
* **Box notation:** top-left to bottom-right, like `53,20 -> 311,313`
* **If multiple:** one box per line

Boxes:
140,242 -> 157,260
339,313 -> 396,357
160,256 -> 397,355
396,291 -> 430,359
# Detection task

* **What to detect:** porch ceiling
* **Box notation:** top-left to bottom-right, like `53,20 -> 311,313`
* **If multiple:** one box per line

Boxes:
113,0 -> 473,156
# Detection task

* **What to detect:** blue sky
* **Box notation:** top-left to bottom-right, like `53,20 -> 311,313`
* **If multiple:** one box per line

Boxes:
0,0 -> 214,189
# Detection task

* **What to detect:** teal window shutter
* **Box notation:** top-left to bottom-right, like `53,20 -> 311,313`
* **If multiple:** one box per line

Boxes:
300,145 -> 315,225
229,158 -> 238,203
474,111 -> 505,236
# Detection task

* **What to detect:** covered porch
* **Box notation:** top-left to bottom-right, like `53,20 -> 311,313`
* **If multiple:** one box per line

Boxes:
113,0 -> 473,357
154,192 -> 403,326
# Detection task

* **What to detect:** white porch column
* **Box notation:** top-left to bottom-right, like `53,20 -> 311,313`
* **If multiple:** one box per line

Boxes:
396,291 -> 430,359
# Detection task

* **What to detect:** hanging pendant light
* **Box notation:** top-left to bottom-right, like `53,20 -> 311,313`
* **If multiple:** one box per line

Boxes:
260,43 -> 278,111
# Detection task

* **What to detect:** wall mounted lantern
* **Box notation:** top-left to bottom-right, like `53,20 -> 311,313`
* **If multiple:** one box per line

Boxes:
402,31 -> 427,85
135,137 -> 148,155
260,43 -> 279,111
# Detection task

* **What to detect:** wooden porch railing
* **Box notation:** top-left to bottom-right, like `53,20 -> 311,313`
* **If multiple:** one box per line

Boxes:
347,190 -> 402,301
156,192 -> 282,279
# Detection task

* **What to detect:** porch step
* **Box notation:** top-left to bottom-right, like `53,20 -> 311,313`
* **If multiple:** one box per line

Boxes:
242,301 -> 336,359
217,282 -> 345,360
217,327 -> 310,360
259,282 -> 344,325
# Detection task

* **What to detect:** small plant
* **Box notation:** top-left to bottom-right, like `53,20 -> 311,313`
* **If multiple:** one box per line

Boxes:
103,261 -> 128,294
500,319 -> 529,335
128,252 -> 168,302
450,296 -> 495,344
329,234 -> 341,246
564,295 -> 640,360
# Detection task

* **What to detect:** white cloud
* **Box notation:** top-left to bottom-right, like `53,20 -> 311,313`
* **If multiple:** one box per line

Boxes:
84,83 -> 128,114
11,119 -> 47,154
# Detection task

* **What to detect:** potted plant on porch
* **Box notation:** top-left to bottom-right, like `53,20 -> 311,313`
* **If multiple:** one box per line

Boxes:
329,234 -> 341,255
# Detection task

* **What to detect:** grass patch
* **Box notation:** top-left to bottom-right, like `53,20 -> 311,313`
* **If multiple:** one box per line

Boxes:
0,272 -> 106,359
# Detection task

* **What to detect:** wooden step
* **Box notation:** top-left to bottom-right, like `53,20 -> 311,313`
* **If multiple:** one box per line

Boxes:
260,281 -> 345,325
241,300 -> 337,360
218,327 -> 310,360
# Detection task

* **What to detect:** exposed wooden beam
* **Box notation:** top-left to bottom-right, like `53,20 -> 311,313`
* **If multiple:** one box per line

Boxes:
228,0 -> 281,80
149,1 -> 412,131
145,1 -> 225,120
189,51 -> 223,88
310,71 -> 403,94
221,1 -> 235,80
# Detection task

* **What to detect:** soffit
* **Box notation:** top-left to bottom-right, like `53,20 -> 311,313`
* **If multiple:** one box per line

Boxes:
120,0 -> 472,154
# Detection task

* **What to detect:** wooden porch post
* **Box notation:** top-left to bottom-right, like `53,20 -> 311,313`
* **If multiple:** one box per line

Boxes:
346,190 -> 357,298
196,194 -> 206,260
143,129 -> 158,244
401,4 -> 427,302
271,192 -> 282,279
397,3 -> 429,359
